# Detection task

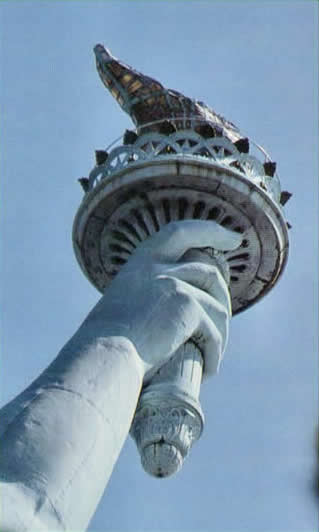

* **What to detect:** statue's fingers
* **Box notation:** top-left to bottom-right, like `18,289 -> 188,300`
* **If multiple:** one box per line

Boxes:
191,311 -> 225,376
156,276 -> 229,353
158,262 -> 232,316
137,220 -> 242,262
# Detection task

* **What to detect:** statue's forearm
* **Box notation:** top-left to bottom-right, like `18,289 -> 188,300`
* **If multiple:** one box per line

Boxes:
0,328 -> 143,532
0,219 -> 240,531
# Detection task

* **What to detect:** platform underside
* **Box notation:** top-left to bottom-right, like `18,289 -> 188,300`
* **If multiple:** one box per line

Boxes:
73,158 -> 289,315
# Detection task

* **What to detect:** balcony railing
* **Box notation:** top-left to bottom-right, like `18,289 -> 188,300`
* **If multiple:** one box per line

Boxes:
86,119 -> 281,205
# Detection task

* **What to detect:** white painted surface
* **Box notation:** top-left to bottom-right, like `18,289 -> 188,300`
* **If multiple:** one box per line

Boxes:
0,220 -> 238,531
130,249 -> 230,478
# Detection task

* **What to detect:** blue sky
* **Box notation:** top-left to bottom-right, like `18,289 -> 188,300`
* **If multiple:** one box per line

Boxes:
1,1 -> 318,531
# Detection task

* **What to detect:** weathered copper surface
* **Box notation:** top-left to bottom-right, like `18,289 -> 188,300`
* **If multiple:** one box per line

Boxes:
94,44 -> 242,143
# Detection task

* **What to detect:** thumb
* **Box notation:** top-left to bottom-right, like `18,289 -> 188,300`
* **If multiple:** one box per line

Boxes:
138,220 -> 242,262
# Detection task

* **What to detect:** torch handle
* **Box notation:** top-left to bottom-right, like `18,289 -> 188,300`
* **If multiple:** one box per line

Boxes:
130,247 -> 230,477
145,247 -> 229,397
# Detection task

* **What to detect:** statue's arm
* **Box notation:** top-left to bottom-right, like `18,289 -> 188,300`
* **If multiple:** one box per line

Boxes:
0,220 -> 240,532
0,333 -> 143,532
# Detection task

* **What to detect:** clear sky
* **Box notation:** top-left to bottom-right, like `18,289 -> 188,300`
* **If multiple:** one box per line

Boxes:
0,1 -> 318,531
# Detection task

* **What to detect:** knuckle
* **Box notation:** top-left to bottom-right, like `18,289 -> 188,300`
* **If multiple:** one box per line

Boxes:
156,275 -> 179,292
214,330 -> 223,353
209,307 -> 229,337
197,262 -> 214,276
219,306 -> 230,322
198,264 -> 222,288
205,268 -> 218,285
156,275 -> 196,311
209,266 -> 223,283
175,287 -> 194,307
156,275 -> 190,300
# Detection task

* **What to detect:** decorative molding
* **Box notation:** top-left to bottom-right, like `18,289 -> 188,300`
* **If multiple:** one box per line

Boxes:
87,130 -> 281,204
130,395 -> 203,478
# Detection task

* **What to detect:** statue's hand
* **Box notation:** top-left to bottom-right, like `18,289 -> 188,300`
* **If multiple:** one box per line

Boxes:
84,220 -> 241,381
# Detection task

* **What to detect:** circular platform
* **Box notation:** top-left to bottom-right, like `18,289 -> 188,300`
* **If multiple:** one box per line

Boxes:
73,155 -> 288,315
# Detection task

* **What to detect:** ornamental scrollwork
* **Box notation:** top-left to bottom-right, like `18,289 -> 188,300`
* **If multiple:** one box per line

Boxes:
130,397 -> 203,461
87,130 -> 281,204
